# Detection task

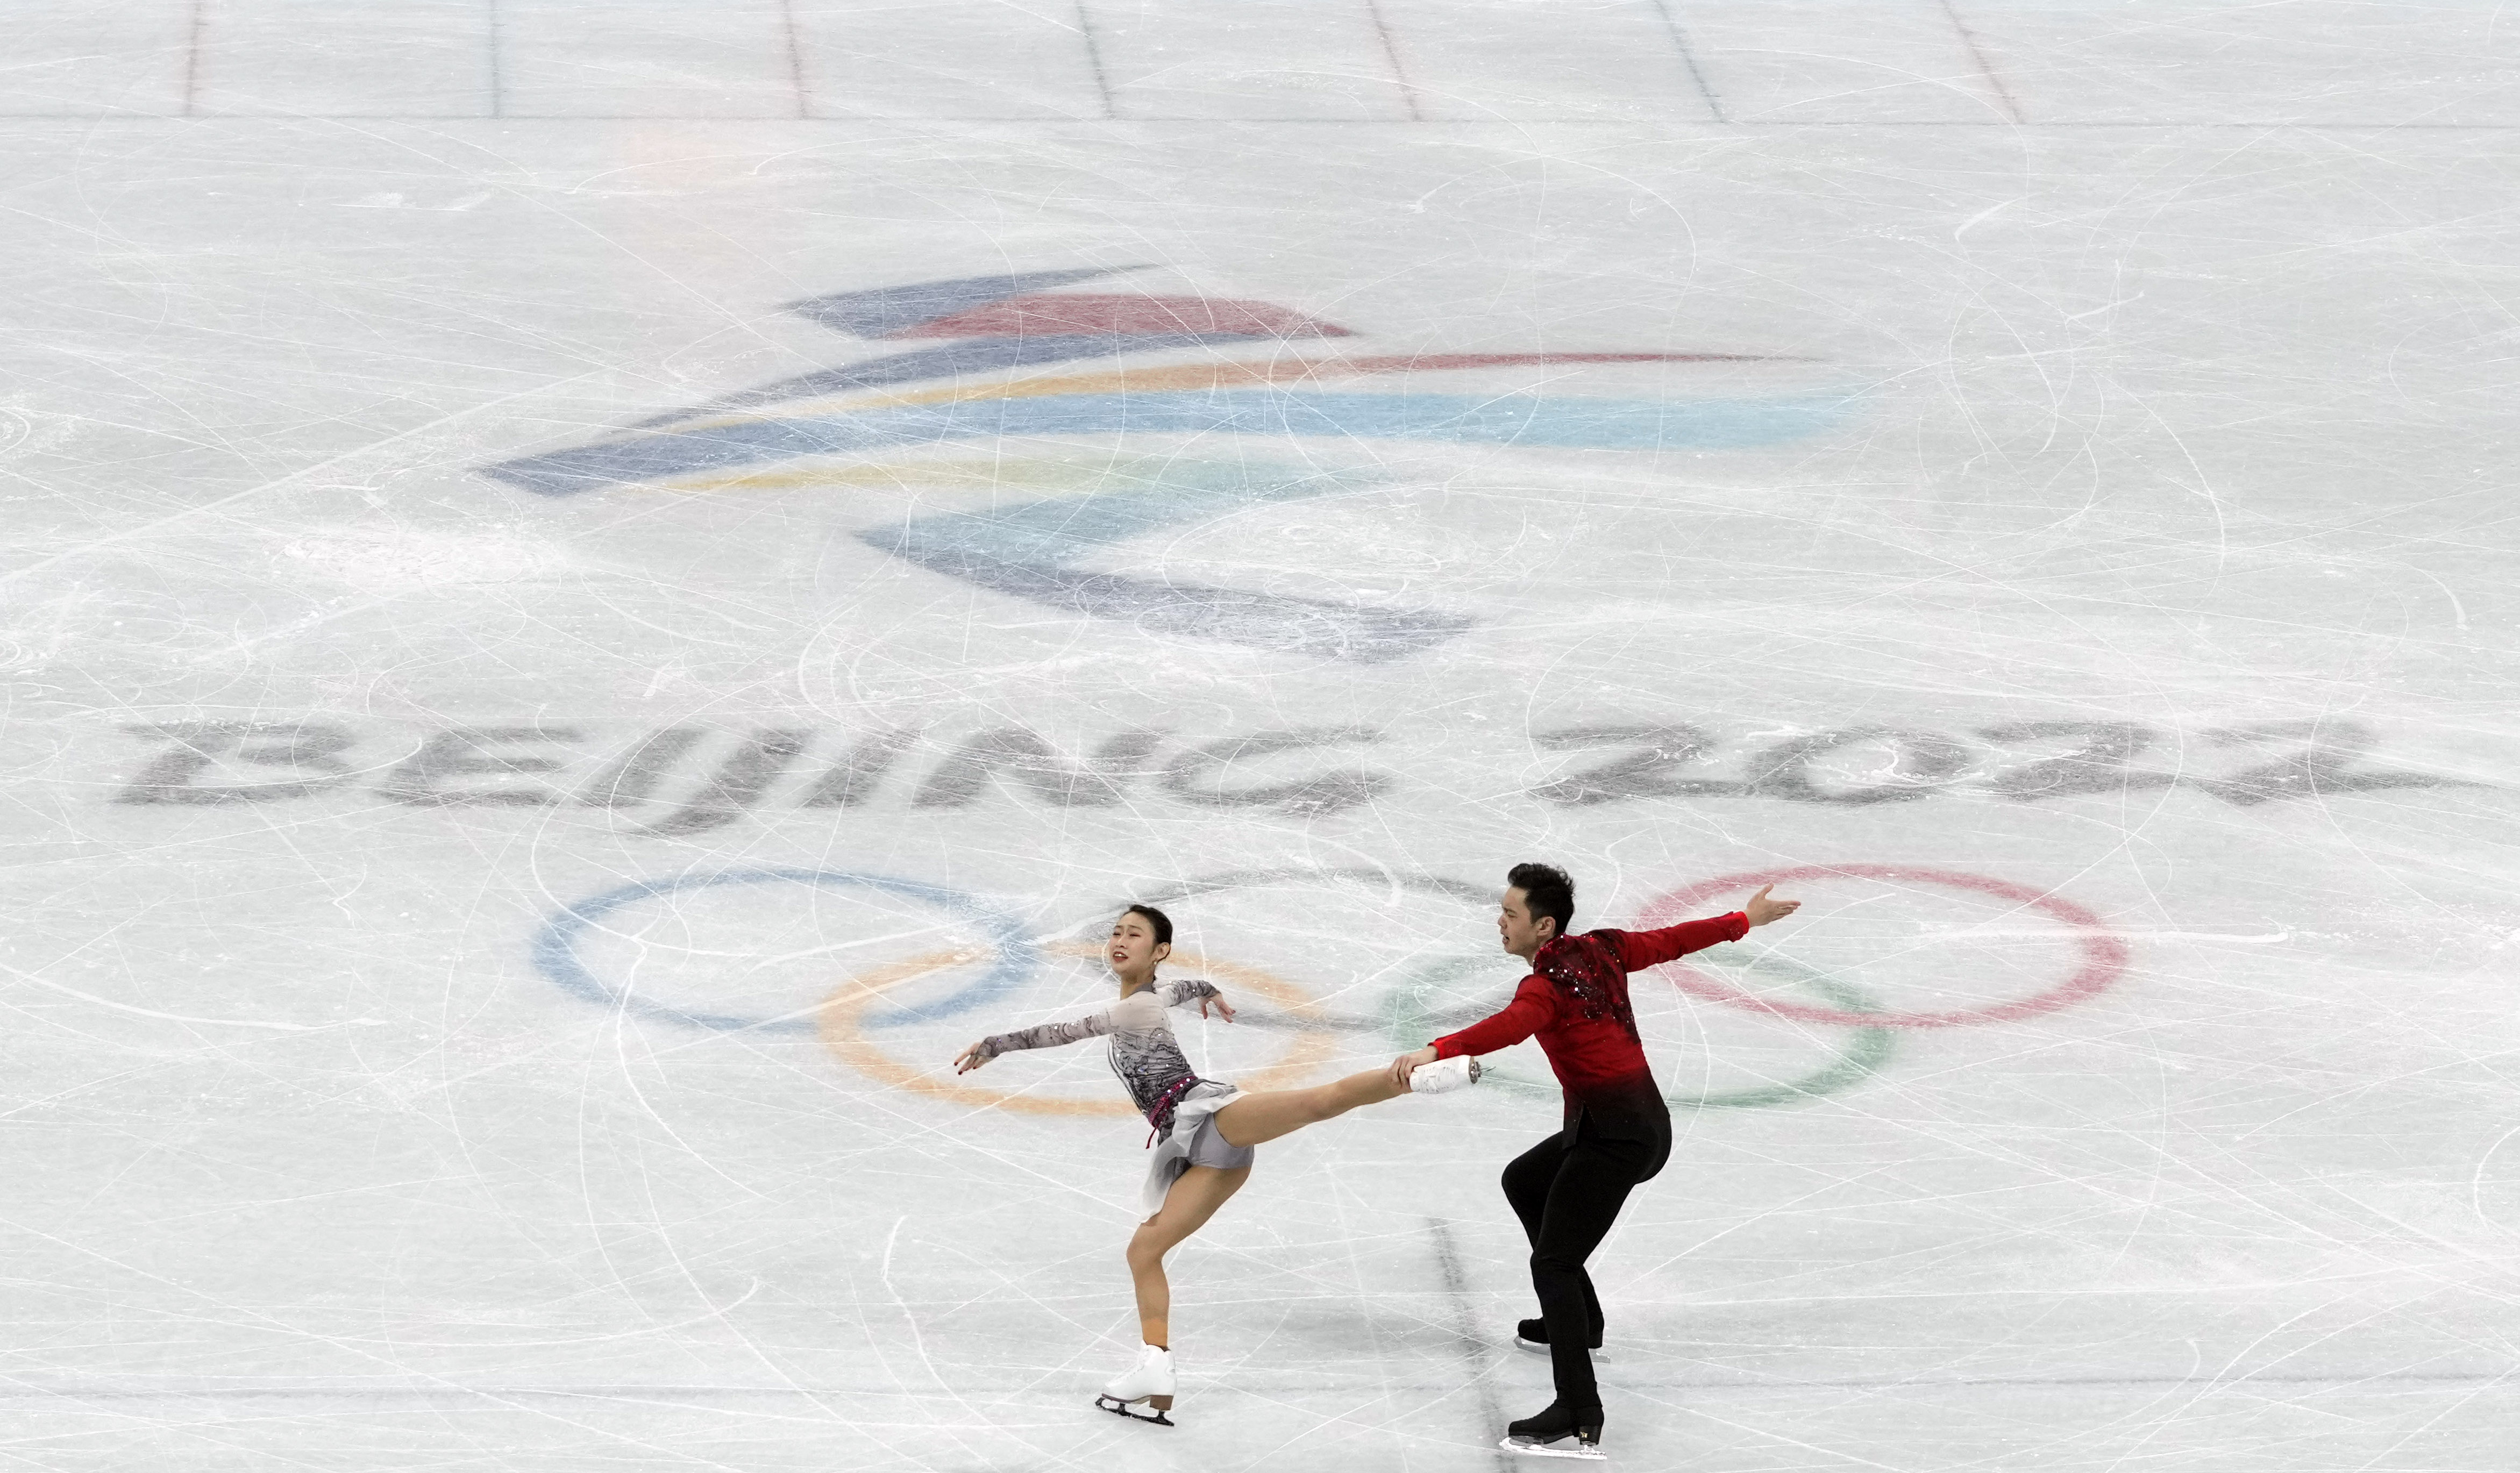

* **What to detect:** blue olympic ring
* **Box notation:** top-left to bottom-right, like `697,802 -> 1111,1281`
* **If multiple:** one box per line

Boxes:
531,868 -> 1035,1033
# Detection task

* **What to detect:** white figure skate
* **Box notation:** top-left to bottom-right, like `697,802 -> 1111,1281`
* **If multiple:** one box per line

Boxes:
1094,1343 -> 1176,1426
1410,1055 -> 1483,1094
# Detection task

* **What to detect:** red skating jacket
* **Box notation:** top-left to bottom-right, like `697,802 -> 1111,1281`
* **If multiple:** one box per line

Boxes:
1432,914 -> 1748,1125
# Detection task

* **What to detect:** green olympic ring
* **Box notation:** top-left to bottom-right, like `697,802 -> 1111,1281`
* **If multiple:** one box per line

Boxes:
1383,949 -> 1895,1111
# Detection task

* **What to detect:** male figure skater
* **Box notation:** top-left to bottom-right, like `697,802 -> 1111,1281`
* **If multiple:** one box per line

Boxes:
1392,863 -> 1800,1460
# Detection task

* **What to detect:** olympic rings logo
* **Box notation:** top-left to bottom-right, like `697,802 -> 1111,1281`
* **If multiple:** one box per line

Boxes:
530,862 -> 2129,1115
1639,864 -> 2129,1029
531,868 -> 1035,1033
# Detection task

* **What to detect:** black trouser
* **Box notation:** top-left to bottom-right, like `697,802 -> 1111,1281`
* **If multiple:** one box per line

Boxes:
1501,1106 -> 1668,1410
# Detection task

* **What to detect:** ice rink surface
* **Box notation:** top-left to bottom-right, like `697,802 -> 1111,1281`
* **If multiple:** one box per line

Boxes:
4,3 -> 2518,1468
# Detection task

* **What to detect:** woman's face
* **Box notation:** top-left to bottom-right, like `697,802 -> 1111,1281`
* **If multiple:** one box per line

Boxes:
1108,912 -> 1170,977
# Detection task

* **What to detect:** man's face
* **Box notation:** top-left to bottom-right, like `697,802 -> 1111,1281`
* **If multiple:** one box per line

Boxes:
1498,887 -> 1556,960
1109,913 -> 1170,975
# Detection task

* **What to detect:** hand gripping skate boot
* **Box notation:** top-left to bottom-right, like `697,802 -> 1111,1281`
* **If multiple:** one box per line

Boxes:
1095,1343 -> 1176,1426
1409,1055 -> 1482,1095
1501,1400 -> 1606,1460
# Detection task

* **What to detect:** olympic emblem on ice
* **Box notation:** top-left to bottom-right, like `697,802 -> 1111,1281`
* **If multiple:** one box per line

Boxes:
480,266 -> 1853,662
532,861 -> 2129,1117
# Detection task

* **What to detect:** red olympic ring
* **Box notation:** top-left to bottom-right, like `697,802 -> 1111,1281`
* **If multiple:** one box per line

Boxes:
1636,864 -> 2129,1029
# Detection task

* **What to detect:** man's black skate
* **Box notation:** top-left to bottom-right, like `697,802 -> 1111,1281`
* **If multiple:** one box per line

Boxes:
1513,1318 -> 1605,1356
1501,1400 -> 1605,1460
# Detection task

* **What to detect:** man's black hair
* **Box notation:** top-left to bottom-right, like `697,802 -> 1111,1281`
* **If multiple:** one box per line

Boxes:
1122,903 -> 1174,947
1506,862 -> 1575,940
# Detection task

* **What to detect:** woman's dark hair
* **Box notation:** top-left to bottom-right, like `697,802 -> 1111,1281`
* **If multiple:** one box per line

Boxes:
1122,903 -> 1173,947
1506,862 -> 1575,939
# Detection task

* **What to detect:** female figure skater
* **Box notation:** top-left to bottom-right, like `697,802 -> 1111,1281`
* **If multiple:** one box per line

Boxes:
952,903 -> 1477,1426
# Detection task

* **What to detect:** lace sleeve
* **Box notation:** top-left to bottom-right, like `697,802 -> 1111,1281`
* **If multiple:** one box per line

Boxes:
979,1010 -> 1113,1057
1158,978 -> 1220,1007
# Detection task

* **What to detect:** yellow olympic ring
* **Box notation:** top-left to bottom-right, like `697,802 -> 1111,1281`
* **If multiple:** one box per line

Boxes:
817,940 -> 1340,1117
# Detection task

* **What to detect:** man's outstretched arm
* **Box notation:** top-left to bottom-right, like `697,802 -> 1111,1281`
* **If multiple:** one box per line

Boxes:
1389,975 -> 1557,1084
1615,884 -> 1800,971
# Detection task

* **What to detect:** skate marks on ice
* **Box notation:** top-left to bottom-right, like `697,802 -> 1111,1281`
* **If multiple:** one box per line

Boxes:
98,715 -> 2471,838
1426,1217 -> 1517,1473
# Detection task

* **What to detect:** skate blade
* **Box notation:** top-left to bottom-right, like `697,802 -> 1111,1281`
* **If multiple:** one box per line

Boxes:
1094,1393 -> 1175,1427
1499,1434 -> 1605,1461
1512,1337 -> 1607,1360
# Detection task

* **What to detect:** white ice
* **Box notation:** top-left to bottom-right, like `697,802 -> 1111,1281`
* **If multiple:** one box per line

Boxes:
1,3 -> 2515,1469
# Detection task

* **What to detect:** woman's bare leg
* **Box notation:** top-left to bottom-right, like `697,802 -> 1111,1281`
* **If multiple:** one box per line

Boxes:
1209,1066 -> 1410,1150
1127,1164 -> 1250,1348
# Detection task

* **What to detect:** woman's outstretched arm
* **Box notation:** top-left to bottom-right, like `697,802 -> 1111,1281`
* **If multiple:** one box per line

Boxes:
953,1009 -> 1112,1074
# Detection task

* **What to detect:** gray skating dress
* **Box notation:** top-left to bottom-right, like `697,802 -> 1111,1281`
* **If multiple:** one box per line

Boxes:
976,978 -> 1252,1216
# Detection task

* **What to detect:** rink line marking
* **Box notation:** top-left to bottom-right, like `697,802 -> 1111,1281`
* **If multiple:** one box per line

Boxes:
779,0 -> 810,120
22,115 -> 2520,128
820,941 -> 1339,1118
1425,1218 -> 1514,1473
1073,2 -> 1115,120
486,0 -> 504,118
1362,0 -> 1423,123
181,0 -> 205,117
1938,0 -> 2026,125
1646,0 -> 1725,123
15,112 -> 2520,127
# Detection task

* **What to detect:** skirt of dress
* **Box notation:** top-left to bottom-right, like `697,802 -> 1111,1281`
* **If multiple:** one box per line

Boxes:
1138,1080 -> 1251,1218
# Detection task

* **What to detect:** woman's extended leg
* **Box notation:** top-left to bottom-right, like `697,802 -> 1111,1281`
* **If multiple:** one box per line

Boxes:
1127,1164 -> 1250,1347
1208,1066 -> 1410,1150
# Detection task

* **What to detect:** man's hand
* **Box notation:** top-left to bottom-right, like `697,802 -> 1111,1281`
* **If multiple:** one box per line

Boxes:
1197,992 -> 1237,1022
953,1042 -> 991,1074
1743,883 -> 1801,928
1387,1044 -> 1439,1088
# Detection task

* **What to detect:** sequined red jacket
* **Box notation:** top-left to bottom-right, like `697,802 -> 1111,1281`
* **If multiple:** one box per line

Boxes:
1432,914 -> 1748,1124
